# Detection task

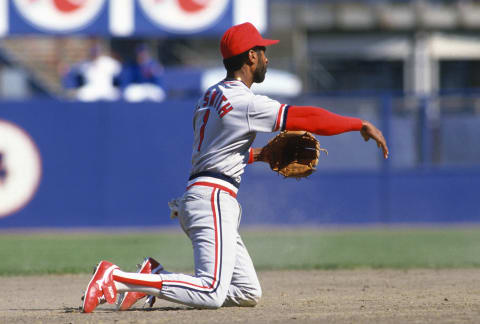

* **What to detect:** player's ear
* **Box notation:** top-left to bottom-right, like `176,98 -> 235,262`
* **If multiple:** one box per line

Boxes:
246,49 -> 258,66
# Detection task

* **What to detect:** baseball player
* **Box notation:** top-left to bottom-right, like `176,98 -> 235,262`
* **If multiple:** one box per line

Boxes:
82,22 -> 389,313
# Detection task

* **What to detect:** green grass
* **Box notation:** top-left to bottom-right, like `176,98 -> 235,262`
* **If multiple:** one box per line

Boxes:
1,228 -> 480,275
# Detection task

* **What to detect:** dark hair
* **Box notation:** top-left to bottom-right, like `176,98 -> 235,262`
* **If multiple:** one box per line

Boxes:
223,46 -> 266,73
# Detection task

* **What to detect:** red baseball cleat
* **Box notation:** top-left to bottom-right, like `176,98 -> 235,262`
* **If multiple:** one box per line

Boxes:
82,260 -> 119,313
116,257 -> 163,311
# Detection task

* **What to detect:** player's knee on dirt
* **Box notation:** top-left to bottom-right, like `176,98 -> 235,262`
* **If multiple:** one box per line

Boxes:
252,285 -> 262,305
243,284 -> 262,306
222,282 -> 262,307
206,283 -> 262,308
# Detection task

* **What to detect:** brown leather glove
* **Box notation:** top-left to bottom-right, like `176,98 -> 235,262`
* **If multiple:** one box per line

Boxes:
260,131 -> 327,179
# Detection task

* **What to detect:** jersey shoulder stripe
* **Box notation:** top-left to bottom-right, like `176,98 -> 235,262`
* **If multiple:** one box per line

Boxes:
280,105 -> 290,131
274,104 -> 290,131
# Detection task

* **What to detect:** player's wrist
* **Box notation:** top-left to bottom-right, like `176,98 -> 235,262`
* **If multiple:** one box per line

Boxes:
249,147 -> 267,163
361,120 -> 371,129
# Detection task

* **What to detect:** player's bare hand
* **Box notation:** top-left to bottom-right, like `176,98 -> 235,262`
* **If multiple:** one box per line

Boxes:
360,120 -> 389,159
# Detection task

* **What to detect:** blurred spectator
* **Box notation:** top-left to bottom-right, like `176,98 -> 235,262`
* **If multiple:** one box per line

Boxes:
120,44 -> 166,102
62,44 -> 121,101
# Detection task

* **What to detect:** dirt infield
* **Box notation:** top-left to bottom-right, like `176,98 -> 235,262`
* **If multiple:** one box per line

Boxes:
1,269 -> 479,324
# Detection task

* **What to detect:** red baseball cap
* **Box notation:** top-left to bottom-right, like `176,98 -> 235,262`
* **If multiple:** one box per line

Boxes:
220,22 -> 279,59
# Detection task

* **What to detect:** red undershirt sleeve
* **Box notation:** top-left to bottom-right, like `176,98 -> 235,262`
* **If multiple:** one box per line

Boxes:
247,148 -> 254,164
284,105 -> 363,136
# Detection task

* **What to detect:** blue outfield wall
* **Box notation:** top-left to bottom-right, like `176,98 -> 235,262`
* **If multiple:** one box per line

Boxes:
0,99 -> 479,228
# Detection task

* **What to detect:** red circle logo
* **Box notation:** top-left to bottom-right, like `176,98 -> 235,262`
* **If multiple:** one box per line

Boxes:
52,0 -> 87,13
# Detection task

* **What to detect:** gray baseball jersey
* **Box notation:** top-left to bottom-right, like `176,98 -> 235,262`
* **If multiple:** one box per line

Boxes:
191,79 -> 288,183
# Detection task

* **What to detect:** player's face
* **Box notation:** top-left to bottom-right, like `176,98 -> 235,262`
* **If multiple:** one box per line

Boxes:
253,49 -> 268,83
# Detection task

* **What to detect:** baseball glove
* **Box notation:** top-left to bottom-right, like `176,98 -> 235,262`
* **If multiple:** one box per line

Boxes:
260,131 -> 327,178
